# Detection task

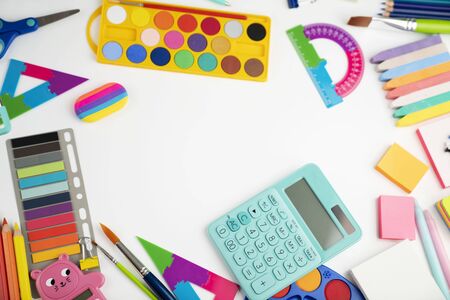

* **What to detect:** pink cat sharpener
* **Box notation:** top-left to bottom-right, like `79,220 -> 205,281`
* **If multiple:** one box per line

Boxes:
31,254 -> 106,300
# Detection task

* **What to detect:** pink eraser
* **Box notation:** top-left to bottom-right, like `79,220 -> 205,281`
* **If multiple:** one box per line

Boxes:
378,195 -> 416,240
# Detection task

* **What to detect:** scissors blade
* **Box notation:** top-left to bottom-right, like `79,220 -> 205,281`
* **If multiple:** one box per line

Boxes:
35,9 -> 80,27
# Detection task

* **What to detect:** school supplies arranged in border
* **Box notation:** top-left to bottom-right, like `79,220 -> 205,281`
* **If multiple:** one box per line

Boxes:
0,10 -> 80,59
270,265 -> 365,300
370,35 -> 450,126
0,59 -> 88,130
378,195 -> 415,240
436,196 -> 450,229
375,143 -> 428,192
287,23 -> 364,108
13,223 -> 32,300
347,16 -> 450,34
74,83 -> 128,122
87,0 -> 271,81
424,210 -> 450,288
414,202 -> 450,299
6,129 -> 99,297
31,254 -> 106,300
208,164 -> 361,300
100,224 -> 176,300
138,238 -> 241,300
92,241 -> 157,299
351,240 -> 445,300
417,116 -> 450,188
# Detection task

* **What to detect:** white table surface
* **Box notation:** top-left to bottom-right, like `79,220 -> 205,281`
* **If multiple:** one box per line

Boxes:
0,0 -> 449,299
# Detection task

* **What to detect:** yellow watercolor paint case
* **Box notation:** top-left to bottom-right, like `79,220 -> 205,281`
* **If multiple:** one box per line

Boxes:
91,0 -> 271,81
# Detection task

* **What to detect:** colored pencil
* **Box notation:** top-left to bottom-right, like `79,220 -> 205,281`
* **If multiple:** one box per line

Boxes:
393,93 -> 450,117
424,210 -> 450,288
2,219 -> 19,300
389,0 -> 450,5
396,101 -> 450,126
384,1 -> 450,12
0,224 -> 9,300
381,9 -> 450,18
100,223 -> 176,300
378,12 -> 450,20
92,241 -> 158,299
12,224 -> 31,300
414,203 -> 450,299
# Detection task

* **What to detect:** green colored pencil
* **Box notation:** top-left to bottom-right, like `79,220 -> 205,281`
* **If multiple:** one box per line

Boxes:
93,241 -> 158,299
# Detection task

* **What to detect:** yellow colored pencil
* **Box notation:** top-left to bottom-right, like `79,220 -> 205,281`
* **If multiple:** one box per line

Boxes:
384,61 -> 450,90
2,219 -> 19,300
396,101 -> 450,127
13,224 -> 32,300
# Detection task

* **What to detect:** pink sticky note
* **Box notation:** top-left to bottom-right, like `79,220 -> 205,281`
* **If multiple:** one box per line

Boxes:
378,195 -> 416,240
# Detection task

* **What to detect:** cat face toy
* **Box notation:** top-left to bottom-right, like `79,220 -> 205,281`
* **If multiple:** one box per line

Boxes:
31,254 -> 106,300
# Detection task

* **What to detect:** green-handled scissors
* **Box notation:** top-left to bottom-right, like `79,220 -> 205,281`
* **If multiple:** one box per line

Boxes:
0,9 -> 80,59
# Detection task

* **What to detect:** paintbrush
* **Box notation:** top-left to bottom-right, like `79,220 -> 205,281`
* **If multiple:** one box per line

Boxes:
347,16 -> 450,34
99,224 -> 176,300
92,241 -> 158,299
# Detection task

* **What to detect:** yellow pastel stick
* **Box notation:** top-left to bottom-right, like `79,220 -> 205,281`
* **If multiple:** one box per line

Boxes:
13,224 -> 32,300
396,101 -> 450,127
384,61 -> 450,90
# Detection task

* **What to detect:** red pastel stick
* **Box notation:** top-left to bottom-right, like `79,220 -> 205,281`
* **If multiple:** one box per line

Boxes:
386,71 -> 450,99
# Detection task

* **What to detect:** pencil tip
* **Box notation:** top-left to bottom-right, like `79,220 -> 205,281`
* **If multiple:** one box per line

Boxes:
2,218 -> 7,225
14,223 -> 19,231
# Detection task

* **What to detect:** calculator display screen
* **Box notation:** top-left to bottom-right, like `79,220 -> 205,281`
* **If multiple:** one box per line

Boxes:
285,179 -> 343,250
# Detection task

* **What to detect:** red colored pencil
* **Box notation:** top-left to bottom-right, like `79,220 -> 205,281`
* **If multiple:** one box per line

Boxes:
0,221 -> 9,300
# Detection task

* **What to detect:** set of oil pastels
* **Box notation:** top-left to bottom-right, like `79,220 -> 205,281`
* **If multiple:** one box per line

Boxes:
6,129 -> 98,296
89,0 -> 270,81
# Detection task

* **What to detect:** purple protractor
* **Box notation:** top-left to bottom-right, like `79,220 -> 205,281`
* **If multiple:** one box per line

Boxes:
304,23 -> 364,97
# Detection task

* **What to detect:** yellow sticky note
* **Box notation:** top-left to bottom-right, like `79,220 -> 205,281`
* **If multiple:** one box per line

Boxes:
375,144 -> 428,193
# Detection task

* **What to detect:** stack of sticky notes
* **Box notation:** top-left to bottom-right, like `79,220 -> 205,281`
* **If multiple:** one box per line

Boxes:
376,143 -> 429,193
371,35 -> 450,127
378,195 -> 415,240
351,240 -> 445,300
417,116 -> 450,188
436,197 -> 449,230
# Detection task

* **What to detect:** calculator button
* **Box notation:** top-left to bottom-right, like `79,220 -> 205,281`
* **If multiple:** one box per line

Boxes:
246,225 -> 259,239
233,252 -> 247,266
258,199 -> 272,212
226,218 -> 240,232
255,239 -> 268,253
224,239 -> 238,252
294,234 -> 306,247
268,193 -> 279,206
273,267 -> 286,280
283,259 -> 297,274
248,204 -> 261,218
253,259 -> 266,273
265,231 -> 279,246
286,220 -> 299,233
256,219 -> 270,232
285,239 -> 298,253
276,225 -> 289,239
251,274 -> 275,294
304,247 -> 318,261
274,246 -> 288,260
267,212 -> 280,226
243,266 -> 256,280
294,253 -> 307,267
263,253 -> 277,266
244,245 -> 257,259
235,231 -> 249,246
277,207 -> 288,220
216,225 -> 229,238
237,211 -> 251,225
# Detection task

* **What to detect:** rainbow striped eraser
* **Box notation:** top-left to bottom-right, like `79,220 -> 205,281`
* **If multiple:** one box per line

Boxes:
75,83 -> 127,122
436,196 -> 450,230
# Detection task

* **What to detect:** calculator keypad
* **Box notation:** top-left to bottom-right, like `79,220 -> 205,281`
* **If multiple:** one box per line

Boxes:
211,190 -> 320,298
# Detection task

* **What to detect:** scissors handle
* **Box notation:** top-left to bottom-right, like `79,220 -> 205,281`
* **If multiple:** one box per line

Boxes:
0,17 -> 38,59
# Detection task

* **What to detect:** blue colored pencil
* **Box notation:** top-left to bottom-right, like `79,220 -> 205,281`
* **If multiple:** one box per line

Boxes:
383,8 -> 450,17
380,12 -> 450,20
385,2 -> 450,12
392,0 -> 450,4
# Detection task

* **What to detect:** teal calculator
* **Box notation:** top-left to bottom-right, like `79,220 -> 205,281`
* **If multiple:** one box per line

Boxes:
208,164 -> 362,300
